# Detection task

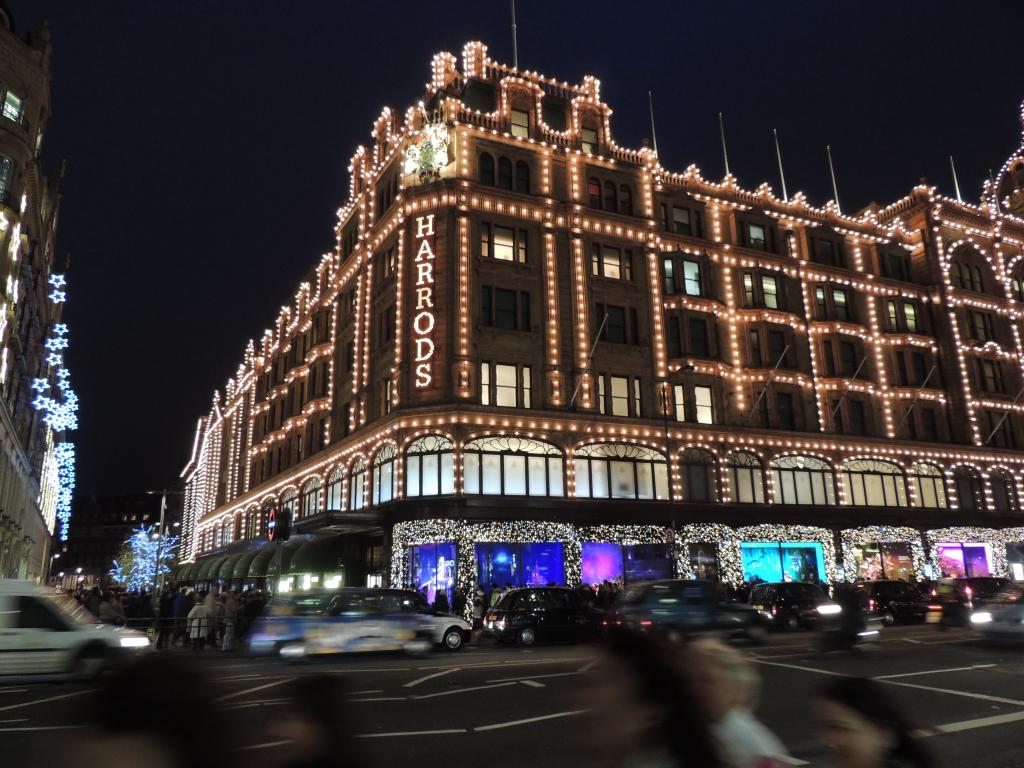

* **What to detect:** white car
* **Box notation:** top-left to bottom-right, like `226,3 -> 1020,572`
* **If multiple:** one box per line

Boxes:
970,583 -> 1024,641
0,580 -> 150,678
391,589 -> 472,651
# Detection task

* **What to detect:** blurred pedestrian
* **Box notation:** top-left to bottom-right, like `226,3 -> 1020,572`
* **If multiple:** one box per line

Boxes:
471,591 -> 484,630
156,589 -> 174,649
203,589 -> 219,647
815,677 -> 932,768
171,587 -> 189,646
98,591 -> 125,626
434,588 -> 450,613
188,593 -> 209,650
222,590 -> 239,651
451,587 -> 467,617
689,637 -> 790,768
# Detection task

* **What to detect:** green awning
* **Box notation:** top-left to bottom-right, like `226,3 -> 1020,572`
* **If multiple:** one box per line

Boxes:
233,548 -> 262,579
175,563 -> 193,582
289,537 -> 342,575
215,553 -> 244,580
269,536 -> 309,578
195,555 -> 226,582
248,546 -> 275,579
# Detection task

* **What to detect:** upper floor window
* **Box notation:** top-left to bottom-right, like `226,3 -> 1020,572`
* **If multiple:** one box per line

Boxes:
301,478 -> 322,518
479,153 -> 495,186
1012,276 -> 1024,302
591,244 -> 633,281
954,261 -> 984,293
910,463 -> 946,508
740,221 -> 776,252
742,272 -> 781,309
480,362 -> 532,408
810,236 -> 843,268
815,286 -> 852,322
771,455 -> 836,506
662,256 -> 704,296
672,383 -> 714,424
978,359 -> 1005,394
880,248 -> 911,281
728,452 -> 765,503
678,448 -> 717,503
596,373 -> 641,417
840,460 -> 907,507
497,157 -> 513,189
2,90 -> 22,124
510,108 -> 530,138
514,161 -> 530,194
619,185 -> 633,216
325,467 -> 344,512
405,435 -> 455,497
481,285 -> 531,331
371,444 -> 397,505
481,223 -> 528,263
968,310 -> 995,342
581,127 -> 598,154
573,443 -> 668,500
463,436 -> 564,496
587,177 -> 601,207
595,303 -> 640,345
349,458 -> 367,511
661,204 -> 704,238
985,411 -> 1015,449
886,299 -> 919,333
603,181 -> 617,212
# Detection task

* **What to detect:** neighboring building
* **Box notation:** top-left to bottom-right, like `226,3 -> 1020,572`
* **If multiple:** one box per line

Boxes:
0,7 -> 70,582
56,492 -> 181,587
180,41 -> 1024,598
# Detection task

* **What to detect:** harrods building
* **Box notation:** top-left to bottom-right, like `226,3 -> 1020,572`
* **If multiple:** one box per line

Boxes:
178,41 -> 1024,599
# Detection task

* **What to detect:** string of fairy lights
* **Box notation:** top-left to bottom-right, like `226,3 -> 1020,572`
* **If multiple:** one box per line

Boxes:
181,41 -> 1024,584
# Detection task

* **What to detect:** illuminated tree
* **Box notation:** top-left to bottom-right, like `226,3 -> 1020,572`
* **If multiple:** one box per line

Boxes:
109,525 -> 179,591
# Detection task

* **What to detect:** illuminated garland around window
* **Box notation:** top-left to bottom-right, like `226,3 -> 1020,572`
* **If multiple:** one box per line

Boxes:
925,526 -> 1012,578
30,274 -> 77,540
840,526 -> 927,582
732,524 -> 839,585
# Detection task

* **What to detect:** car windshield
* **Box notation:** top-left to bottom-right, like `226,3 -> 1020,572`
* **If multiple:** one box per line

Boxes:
778,583 -> 824,599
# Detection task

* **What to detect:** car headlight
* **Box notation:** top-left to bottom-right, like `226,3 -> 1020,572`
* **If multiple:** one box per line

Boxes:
970,611 -> 993,625
119,636 -> 150,648
816,604 -> 842,615
495,619 -> 506,631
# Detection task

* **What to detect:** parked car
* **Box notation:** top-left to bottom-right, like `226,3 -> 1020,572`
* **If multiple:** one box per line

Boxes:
248,588 -> 433,659
612,580 -> 767,642
855,580 -> 929,625
969,583 -> 1024,641
0,580 -> 150,678
484,587 -> 604,646
387,589 -> 472,651
927,577 -> 1012,627
747,581 -> 841,631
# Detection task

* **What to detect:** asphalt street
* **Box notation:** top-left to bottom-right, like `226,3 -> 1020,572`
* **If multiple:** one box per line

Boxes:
2,625 -> 1023,767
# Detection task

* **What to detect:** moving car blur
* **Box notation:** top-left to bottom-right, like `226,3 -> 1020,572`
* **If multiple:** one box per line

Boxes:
248,587 -> 451,659
855,580 -> 928,625
484,586 -> 604,645
0,580 -> 150,677
612,579 -> 768,642
968,582 -> 1024,641
925,576 -> 1011,626
747,581 -> 842,631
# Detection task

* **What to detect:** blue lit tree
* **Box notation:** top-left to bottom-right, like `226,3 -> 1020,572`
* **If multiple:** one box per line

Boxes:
109,525 -> 179,591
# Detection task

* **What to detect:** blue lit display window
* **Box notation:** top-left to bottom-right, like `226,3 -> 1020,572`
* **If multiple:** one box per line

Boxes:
408,542 -> 456,605
740,541 -> 825,584
475,542 -> 565,590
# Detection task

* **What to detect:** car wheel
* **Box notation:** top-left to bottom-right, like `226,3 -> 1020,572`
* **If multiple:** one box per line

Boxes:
442,627 -> 464,651
882,609 -> 896,627
517,627 -> 537,646
785,613 -> 800,632
70,646 -> 107,680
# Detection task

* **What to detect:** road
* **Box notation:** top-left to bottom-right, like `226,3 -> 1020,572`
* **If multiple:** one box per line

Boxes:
1,624 -> 1023,767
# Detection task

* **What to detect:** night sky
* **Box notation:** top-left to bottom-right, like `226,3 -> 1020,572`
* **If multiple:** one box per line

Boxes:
8,1 -> 1024,500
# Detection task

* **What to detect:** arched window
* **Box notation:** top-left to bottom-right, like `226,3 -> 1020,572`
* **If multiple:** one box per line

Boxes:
221,519 -> 232,546
479,153 -> 495,186
953,466 -> 984,511
679,448 -> 717,502
405,435 -> 455,497
325,467 -> 344,512
260,501 -> 274,537
603,181 -> 617,212
952,249 -> 986,292
1011,274 -> 1024,303
990,469 -> 1019,514
840,460 -> 907,506
514,160 -> 530,195
771,455 -> 836,505
349,458 -> 367,511
281,489 -> 298,523
728,452 -> 765,504
214,526 -> 222,549
245,508 -> 258,539
372,445 -> 397,505
497,156 -> 513,190
910,463 -> 946,508
619,185 -> 633,216
587,177 -> 601,208
574,443 -> 668,500
463,436 -> 564,496
301,478 -> 322,518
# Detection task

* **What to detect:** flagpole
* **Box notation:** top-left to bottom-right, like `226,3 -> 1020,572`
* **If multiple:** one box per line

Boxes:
511,0 -> 518,69
950,155 -> 963,203
648,91 -> 658,156
827,144 -> 841,214
718,112 -> 731,176
773,129 -> 788,202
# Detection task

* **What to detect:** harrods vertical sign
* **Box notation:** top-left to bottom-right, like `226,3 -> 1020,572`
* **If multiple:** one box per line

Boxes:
406,210 -> 449,404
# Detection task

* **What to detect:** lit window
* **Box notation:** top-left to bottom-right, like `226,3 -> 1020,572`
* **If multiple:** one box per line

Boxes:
480,363 -> 490,404
762,276 -> 778,309
581,127 -> 598,154
492,226 -> 515,261
2,91 -> 22,123
496,364 -> 517,407
682,260 -> 702,296
610,376 -> 629,416
510,108 -> 529,138
463,437 -> 563,497
574,444 -> 668,500
405,436 -> 455,497
748,223 -> 767,250
903,302 -> 917,333
694,386 -> 713,424
662,258 -> 675,294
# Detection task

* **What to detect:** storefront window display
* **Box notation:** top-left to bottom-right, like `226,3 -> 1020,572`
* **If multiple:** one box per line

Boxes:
850,543 -> 914,581
624,544 -> 673,582
582,542 -> 623,586
408,542 -> 456,605
688,543 -> 720,581
581,542 -> 672,586
1007,543 -> 1024,581
741,542 -> 825,584
936,542 -> 992,578
475,542 -> 565,590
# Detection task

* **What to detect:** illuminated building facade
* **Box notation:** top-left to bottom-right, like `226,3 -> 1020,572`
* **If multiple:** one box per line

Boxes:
0,8 -> 68,582
180,41 -> 1024,594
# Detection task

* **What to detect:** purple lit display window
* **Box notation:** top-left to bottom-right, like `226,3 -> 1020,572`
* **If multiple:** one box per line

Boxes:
581,542 -> 624,587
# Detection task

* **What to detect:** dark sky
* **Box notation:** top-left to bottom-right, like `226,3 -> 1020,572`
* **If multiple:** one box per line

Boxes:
9,1 -> 1024,499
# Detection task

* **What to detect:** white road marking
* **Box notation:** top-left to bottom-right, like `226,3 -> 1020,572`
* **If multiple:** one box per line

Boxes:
578,659 -> 598,673
348,689 -> 383,695
212,674 -> 265,682
879,679 -> 1024,706
875,664 -> 997,680
0,718 -> 28,723
486,671 -> 582,683
410,681 -> 518,699
0,725 -> 82,732
750,659 -> 846,677
415,657 -> 592,671
473,709 -> 589,732
357,728 -> 467,738
213,677 -> 294,703
520,680 -> 546,688
0,689 -> 26,694
930,709 -> 1024,734
239,740 -> 292,751
403,667 -> 460,688
0,689 -> 94,712
348,697 -> 407,702
776,758 -> 810,766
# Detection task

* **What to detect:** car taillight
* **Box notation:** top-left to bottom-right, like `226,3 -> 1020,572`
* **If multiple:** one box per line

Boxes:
771,606 -> 777,616
639,620 -> 653,626
965,586 -> 973,599
869,599 -> 876,611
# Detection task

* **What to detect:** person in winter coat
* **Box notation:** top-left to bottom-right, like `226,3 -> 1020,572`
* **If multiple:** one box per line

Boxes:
98,592 -> 126,625
188,595 -> 209,651
222,591 -> 239,651
203,590 -> 220,646
450,587 -> 467,618
157,590 -> 175,649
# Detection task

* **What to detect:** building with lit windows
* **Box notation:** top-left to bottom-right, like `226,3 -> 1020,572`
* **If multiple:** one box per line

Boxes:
179,41 -> 1024,598
0,7 -> 69,582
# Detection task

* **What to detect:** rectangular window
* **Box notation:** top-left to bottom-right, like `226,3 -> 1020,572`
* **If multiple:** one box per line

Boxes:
597,375 -> 606,415
777,392 -> 794,430
848,400 -> 867,435
510,108 -> 530,138
592,245 -> 632,280
839,341 -> 858,377
743,273 -> 755,306
832,289 -> 849,321
970,311 -> 994,341
667,317 -> 683,358
694,386 -> 714,424
632,378 -> 641,416
887,300 -> 899,331
688,318 -> 709,358
581,127 -> 598,154
921,408 -> 938,442
480,363 -> 490,405
610,376 -> 629,416
682,260 -> 702,296
673,206 -> 692,235
482,224 -> 528,263
747,223 -> 767,251
662,258 -> 675,294
492,225 -> 515,261
601,305 -> 627,343
814,238 -> 840,267
749,329 -> 762,367
495,363 -> 518,407
980,359 -> 1003,393
762,276 -> 779,309
881,250 -> 910,281
2,91 -> 21,123
911,352 -> 928,386
903,302 -> 918,333
522,366 -> 532,408
896,353 -> 909,386
673,384 -> 685,422
768,330 -> 788,368
815,287 -> 827,318
494,287 -> 517,329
